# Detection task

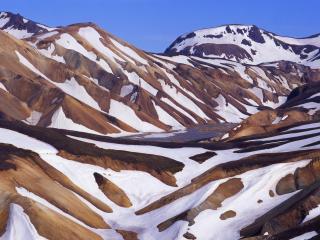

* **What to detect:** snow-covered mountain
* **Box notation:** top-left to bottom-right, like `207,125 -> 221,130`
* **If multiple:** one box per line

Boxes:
0,14 -> 318,135
165,24 -> 320,67
0,11 -> 320,240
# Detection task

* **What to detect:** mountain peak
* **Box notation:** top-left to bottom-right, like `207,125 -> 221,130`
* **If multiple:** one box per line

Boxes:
165,24 -> 320,65
0,11 -> 55,39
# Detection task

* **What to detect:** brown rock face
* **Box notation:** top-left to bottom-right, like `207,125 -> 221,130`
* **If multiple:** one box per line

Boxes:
189,151 -> 217,163
276,174 -> 296,195
0,193 -> 10,236
269,190 -> 275,198
220,210 -> 237,220
276,159 -> 320,195
183,232 -> 197,240
13,198 -> 104,240
116,230 -> 139,240
94,172 -> 132,208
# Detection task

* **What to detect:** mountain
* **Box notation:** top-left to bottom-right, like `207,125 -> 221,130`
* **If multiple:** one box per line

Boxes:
0,13 -> 319,135
165,24 -> 320,66
0,11 -> 319,240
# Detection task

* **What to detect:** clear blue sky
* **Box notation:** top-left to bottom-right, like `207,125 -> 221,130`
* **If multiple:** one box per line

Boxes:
2,0 -> 320,52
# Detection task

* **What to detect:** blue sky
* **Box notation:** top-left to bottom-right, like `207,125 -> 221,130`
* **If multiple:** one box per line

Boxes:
2,0 -> 320,52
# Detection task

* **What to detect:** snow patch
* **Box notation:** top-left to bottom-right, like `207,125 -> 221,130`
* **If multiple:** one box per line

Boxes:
0,204 -> 47,240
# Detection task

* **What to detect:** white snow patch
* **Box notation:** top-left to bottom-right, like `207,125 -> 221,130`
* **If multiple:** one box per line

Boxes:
155,55 -> 194,67
0,204 -> 47,240
110,38 -> 148,65
0,82 -> 8,92
4,28 -> 33,39
0,17 -> 9,28
120,84 -> 134,97
109,99 -> 162,132
49,107 -> 101,134
53,77 -> 101,111
152,101 -> 182,128
36,43 -> 65,63
25,111 -> 42,125
0,128 -> 56,154
125,71 -> 158,96
303,204 -> 320,223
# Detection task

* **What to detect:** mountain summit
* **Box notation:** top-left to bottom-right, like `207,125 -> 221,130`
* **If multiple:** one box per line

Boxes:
165,24 -> 320,65
0,11 -> 54,39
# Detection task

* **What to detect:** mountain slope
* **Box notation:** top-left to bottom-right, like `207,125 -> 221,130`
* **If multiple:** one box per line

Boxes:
0,16 -> 319,134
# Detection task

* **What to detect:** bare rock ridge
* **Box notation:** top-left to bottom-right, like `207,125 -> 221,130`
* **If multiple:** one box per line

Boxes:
0,11 -> 319,240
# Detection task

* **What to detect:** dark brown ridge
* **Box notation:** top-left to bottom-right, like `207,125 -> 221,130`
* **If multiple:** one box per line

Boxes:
0,120 -> 184,186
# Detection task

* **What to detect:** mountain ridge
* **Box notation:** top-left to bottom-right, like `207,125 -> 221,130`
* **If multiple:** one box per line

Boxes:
0,12 -> 317,134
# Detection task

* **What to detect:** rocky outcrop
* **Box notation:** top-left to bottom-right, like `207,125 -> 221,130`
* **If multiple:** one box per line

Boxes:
94,172 -> 132,208
225,81 -> 320,141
